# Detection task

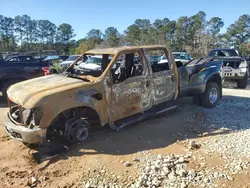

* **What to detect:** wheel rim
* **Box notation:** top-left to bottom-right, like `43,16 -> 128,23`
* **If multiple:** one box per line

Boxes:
76,127 -> 89,142
209,88 -> 218,104
65,119 -> 89,143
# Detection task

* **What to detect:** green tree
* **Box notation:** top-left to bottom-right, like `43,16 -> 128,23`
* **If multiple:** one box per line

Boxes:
207,17 -> 224,36
86,29 -> 103,48
226,14 -> 250,47
206,17 -> 224,49
174,16 -> 189,50
0,16 -> 15,51
14,15 -> 26,45
125,24 -> 141,45
104,27 -> 120,47
56,23 -> 75,54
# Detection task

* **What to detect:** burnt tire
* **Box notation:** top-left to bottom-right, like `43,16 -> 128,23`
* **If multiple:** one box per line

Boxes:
64,118 -> 90,144
193,95 -> 201,106
2,80 -> 22,99
237,74 -> 248,89
200,82 -> 220,108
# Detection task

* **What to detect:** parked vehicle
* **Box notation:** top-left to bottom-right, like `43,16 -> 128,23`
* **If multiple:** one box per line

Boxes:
59,55 -> 81,70
172,51 -> 192,65
43,55 -> 69,62
0,57 -> 51,98
4,55 -> 35,62
4,45 -> 223,145
208,48 -> 249,89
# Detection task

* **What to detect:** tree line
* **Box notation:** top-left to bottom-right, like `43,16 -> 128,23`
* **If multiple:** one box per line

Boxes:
0,11 -> 249,57
0,15 -> 75,54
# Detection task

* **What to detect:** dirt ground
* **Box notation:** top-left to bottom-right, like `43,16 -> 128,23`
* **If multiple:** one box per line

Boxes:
0,80 -> 250,188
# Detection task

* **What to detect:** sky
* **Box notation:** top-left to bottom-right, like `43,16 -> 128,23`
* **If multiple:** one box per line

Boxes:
1,0 -> 249,40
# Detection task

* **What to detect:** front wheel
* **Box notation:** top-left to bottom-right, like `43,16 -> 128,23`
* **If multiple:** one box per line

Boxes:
200,82 -> 220,108
237,74 -> 248,89
64,118 -> 90,144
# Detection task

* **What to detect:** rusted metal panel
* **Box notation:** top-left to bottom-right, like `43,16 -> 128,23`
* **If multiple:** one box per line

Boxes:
151,70 -> 175,105
108,76 -> 153,122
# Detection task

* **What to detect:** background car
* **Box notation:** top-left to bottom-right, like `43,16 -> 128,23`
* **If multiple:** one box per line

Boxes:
172,51 -> 192,65
59,55 -> 81,70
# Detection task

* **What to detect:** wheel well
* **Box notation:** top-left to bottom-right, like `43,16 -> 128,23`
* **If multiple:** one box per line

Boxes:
48,107 -> 102,134
207,74 -> 222,96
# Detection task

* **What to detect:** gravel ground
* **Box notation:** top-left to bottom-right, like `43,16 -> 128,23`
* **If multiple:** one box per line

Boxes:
202,84 -> 250,158
82,82 -> 250,188
1,81 -> 250,188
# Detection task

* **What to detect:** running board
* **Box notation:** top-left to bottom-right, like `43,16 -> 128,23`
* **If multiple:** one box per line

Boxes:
114,105 -> 178,131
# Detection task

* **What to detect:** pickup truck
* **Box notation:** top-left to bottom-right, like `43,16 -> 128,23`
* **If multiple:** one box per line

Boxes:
208,48 -> 249,89
0,55 -> 51,98
4,45 -> 223,145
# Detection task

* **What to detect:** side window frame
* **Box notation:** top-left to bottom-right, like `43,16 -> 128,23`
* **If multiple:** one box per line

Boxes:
144,48 -> 171,74
110,49 -> 146,84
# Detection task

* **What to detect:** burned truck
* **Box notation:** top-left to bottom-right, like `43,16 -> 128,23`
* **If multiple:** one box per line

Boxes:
208,48 -> 249,89
4,45 -> 223,145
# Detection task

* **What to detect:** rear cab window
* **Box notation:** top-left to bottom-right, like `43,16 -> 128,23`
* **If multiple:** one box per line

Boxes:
144,49 -> 170,73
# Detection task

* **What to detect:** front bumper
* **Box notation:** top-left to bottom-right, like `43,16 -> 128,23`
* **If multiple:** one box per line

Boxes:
4,111 -> 46,144
223,67 -> 247,80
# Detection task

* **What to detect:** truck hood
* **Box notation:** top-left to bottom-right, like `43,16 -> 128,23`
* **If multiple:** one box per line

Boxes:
213,56 -> 244,61
7,74 -> 86,108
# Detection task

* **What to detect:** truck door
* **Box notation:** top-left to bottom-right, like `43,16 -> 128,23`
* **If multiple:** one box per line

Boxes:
144,48 -> 177,105
108,50 -> 153,122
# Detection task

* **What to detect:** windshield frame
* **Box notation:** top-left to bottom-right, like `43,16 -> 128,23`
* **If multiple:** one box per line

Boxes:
66,53 -> 116,80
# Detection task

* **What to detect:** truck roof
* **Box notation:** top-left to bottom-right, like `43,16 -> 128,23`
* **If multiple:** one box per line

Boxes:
85,45 -> 166,54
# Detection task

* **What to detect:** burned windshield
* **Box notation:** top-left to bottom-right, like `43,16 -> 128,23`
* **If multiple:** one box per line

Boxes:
67,54 -> 113,78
